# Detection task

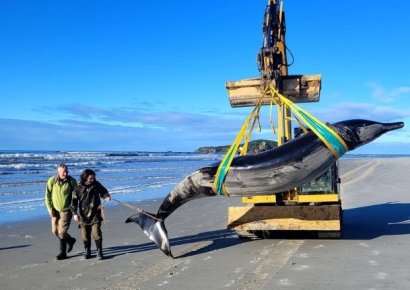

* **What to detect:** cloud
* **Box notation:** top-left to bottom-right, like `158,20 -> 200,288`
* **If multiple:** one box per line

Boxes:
2,115 -> 408,154
315,102 -> 410,123
0,110 -> 247,151
53,103 -> 248,134
367,83 -> 410,103
3,100 -> 276,151
3,99 -> 409,152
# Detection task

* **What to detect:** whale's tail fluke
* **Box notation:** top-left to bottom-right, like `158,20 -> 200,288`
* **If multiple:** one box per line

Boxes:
125,212 -> 173,257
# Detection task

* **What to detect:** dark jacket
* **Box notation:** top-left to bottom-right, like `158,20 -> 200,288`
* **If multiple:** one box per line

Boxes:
70,180 -> 110,225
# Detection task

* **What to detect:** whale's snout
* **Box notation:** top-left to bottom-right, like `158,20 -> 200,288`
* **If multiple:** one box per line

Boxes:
382,121 -> 404,132
332,119 -> 405,152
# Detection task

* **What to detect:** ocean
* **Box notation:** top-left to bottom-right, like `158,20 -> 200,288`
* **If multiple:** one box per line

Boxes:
2,150 -> 409,226
0,150 -> 221,225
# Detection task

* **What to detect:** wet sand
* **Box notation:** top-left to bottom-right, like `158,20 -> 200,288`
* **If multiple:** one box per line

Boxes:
1,157 -> 410,290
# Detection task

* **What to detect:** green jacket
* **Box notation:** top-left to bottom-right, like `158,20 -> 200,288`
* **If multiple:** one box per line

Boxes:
45,176 -> 77,213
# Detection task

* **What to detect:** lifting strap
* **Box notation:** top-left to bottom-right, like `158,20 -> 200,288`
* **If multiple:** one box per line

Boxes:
212,84 -> 348,196
268,84 -> 348,158
213,86 -> 268,196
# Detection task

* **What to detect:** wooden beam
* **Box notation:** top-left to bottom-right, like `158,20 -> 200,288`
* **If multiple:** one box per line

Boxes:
226,74 -> 321,107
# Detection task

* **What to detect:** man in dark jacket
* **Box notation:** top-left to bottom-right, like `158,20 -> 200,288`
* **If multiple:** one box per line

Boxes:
45,163 -> 77,260
71,169 -> 111,260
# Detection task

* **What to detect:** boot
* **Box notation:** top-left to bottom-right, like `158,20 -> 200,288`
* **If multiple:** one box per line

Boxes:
83,240 -> 91,259
66,235 -> 76,253
95,239 -> 103,260
56,238 -> 67,260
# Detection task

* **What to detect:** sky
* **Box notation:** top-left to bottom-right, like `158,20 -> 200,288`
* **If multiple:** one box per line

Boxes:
0,0 -> 409,153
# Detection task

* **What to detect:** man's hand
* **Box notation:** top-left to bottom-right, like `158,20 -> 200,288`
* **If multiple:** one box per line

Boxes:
51,212 -> 57,222
104,196 -> 111,202
73,215 -> 79,222
50,209 -> 57,219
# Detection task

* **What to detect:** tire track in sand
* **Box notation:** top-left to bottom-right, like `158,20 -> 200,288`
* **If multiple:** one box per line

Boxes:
101,239 -> 216,290
225,240 -> 304,289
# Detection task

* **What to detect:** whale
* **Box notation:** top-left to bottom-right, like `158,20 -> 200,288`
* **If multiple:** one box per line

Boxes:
125,119 -> 404,257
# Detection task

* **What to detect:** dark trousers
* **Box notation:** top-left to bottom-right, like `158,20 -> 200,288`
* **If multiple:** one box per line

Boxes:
80,222 -> 102,242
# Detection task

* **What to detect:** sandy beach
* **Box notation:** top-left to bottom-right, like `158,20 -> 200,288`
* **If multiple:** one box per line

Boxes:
1,157 -> 410,290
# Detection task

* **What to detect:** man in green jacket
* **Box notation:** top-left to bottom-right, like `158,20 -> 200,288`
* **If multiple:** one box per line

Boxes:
45,163 -> 78,260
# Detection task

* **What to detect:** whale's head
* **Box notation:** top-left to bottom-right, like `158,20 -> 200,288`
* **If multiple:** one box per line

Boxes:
331,119 -> 404,151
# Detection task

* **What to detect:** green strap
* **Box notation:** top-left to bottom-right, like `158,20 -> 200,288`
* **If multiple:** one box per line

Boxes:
213,84 -> 348,196
298,111 -> 347,157
271,85 -> 348,158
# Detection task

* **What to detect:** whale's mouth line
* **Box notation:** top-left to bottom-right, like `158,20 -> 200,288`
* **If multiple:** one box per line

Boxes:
383,122 -> 404,132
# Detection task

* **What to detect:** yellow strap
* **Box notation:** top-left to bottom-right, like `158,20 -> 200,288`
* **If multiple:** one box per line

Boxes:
213,82 -> 348,195
294,116 -> 309,134
241,105 -> 262,156
213,86 -> 269,195
269,96 -> 276,134
269,84 -> 348,157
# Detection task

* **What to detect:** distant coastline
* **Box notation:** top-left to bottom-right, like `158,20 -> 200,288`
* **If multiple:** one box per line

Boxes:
195,139 -> 278,154
1,149 -> 409,158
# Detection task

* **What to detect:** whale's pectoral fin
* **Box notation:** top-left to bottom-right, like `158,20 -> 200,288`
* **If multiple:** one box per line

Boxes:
125,211 -> 173,258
